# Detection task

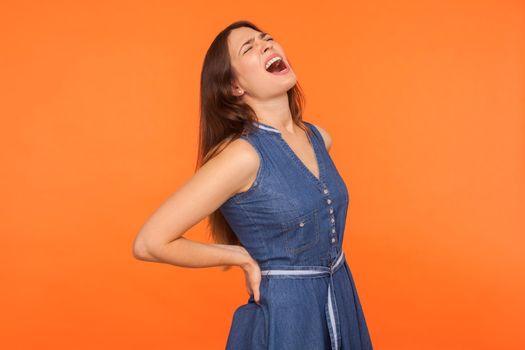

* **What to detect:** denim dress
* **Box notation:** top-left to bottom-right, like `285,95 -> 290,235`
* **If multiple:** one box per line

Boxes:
219,120 -> 373,350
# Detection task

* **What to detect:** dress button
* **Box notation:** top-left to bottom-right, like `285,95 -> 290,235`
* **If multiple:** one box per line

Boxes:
326,199 -> 332,204
331,237 -> 336,243
329,208 -> 333,214
332,228 -> 336,233
331,218 -> 335,223
323,189 -> 329,194
299,221 -> 305,227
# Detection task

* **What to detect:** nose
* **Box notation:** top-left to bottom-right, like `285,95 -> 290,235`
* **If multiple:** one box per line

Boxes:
261,39 -> 273,53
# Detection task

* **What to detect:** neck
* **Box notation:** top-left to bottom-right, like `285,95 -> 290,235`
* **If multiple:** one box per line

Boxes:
244,93 -> 294,131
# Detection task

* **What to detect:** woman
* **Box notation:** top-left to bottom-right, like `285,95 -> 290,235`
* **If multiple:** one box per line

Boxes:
132,20 -> 373,350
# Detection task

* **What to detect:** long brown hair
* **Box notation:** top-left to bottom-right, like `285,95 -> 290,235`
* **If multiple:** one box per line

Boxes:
195,20 -> 307,269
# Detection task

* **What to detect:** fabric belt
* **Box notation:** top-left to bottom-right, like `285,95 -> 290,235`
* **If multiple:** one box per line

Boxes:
260,251 -> 346,350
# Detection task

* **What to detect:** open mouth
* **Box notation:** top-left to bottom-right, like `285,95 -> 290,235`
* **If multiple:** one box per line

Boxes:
265,57 -> 289,74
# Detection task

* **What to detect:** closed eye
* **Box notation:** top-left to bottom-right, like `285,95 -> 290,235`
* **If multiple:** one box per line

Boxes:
243,37 -> 273,54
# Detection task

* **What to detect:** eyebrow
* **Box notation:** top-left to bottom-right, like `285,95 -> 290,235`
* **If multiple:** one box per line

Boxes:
238,31 -> 269,55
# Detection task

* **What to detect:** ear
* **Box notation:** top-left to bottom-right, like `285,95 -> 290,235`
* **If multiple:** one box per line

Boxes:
231,80 -> 244,97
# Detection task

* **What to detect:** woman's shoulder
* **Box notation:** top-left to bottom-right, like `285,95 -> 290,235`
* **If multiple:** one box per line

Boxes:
304,121 -> 333,152
210,135 -> 260,169
212,136 -> 262,195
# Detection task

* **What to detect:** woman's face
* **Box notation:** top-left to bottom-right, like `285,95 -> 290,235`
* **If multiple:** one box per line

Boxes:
228,26 -> 297,100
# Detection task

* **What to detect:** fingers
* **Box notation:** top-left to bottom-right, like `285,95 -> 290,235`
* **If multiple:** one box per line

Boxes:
241,260 -> 262,304
245,278 -> 252,295
253,284 -> 260,304
245,279 -> 259,304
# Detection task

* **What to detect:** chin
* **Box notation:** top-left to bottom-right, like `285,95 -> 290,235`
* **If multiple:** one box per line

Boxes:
283,76 -> 298,91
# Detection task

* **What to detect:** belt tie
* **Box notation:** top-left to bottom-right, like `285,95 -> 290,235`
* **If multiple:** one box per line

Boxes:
260,251 -> 346,350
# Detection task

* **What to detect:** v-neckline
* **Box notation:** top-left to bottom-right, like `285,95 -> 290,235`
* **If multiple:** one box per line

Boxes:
253,121 -> 323,184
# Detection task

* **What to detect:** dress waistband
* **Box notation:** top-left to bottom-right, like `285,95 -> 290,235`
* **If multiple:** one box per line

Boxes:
260,251 -> 346,277
260,250 -> 346,350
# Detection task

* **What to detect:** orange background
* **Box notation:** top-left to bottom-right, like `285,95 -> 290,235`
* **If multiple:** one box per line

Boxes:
1,0 -> 524,349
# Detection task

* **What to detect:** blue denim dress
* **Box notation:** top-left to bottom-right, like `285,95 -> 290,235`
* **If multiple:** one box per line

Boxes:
219,120 -> 373,350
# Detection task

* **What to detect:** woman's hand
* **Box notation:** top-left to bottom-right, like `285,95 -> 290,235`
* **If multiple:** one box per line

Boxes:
240,257 -> 262,304
216,244 -> 262,304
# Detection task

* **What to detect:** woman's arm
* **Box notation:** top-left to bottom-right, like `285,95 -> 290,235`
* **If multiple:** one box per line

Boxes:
131,137 -> 260,270
133,236 -> 252,268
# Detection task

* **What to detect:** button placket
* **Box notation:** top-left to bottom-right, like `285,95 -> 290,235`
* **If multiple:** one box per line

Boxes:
321,184 -> 337,246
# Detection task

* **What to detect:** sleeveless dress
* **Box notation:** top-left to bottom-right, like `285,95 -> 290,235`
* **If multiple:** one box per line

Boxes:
219,120 -> 373,350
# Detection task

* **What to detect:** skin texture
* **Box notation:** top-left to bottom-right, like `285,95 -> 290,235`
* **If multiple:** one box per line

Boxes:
132,26 -> 333,304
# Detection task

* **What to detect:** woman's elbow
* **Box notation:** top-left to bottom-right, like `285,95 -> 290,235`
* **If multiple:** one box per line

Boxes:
132,235 -> 159,261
